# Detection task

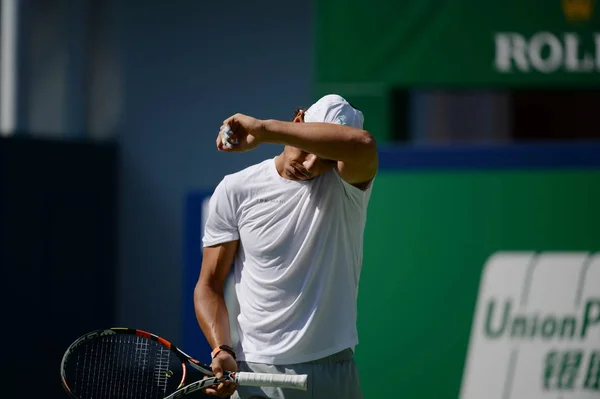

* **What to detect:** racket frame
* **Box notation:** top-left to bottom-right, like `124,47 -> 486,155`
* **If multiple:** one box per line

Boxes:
61,327 -> 307,399
60,327 -> 213,399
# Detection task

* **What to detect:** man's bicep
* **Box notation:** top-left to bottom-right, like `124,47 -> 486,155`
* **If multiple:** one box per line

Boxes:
198,240 -> 239,291
337,154 -> 378,189
202,177 -> 239,246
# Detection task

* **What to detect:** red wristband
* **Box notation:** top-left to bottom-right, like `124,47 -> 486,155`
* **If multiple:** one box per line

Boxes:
211,345 -> 236,360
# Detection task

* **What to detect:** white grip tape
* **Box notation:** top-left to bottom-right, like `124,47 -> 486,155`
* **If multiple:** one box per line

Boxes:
221,125 -> 236,149
235,372 -> 308,391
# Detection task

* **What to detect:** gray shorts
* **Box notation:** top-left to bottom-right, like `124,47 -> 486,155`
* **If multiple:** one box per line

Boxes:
231,348 -> 363,399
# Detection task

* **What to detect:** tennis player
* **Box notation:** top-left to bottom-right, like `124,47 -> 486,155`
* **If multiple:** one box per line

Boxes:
195,94 -> 377,398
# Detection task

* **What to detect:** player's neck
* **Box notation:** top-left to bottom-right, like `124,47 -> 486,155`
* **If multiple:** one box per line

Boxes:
274,153 -> 288,179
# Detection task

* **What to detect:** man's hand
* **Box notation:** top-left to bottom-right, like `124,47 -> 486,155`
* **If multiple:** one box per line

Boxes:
203,351 -> 238,397
217,113 -> 265,152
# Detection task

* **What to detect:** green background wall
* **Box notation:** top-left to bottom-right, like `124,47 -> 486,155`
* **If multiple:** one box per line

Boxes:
315,0 -> 600,143
316,0 -> 600,86
356,168 -> 600,398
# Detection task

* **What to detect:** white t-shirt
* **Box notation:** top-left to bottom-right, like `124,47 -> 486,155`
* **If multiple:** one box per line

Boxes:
202,157 -> 373,364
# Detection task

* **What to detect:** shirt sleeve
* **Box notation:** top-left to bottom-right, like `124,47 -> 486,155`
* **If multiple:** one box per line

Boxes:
333,169 -> 375,210
202,177 -> 240,247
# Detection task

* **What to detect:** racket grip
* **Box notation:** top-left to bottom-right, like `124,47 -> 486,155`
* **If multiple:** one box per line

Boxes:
235,372 -> 308,391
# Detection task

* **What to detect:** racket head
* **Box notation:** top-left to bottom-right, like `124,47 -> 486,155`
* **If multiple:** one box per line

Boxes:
60,327 -> 211,399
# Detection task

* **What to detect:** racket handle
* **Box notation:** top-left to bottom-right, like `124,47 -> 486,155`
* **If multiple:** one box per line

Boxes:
235,372 -> 308,391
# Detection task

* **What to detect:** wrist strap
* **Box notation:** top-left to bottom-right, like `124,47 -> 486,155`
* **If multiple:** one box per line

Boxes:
211,344 -> 236,360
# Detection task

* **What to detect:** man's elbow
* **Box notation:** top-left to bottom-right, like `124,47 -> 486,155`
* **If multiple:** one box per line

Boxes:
353,128 -> 374,148
356,130 -> 378,161
194,276 -> 223,298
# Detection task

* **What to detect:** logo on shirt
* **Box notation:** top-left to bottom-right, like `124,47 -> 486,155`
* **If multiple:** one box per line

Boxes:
256,198 -> 286,205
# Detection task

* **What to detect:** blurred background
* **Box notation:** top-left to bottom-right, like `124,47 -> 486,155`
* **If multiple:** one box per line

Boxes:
1,0 -> 599,398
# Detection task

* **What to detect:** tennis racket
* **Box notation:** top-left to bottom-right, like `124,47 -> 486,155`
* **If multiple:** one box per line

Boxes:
60,327 -> 308,399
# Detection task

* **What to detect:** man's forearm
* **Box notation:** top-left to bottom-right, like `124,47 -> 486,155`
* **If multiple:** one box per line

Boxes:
259,119 -> 375,162
194,283 -> 232,349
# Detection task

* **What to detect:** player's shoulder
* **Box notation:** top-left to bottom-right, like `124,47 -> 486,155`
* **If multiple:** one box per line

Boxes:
321,168 -> 375,207
224,158 -> 271,181
217,158 -> 272,192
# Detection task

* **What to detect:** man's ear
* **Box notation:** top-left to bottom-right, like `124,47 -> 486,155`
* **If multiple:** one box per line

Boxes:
292,109 -> 305,123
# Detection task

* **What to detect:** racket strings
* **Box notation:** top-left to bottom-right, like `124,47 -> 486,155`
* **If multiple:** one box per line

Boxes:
64,334 -> 175,399
155,345 -> 172,392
